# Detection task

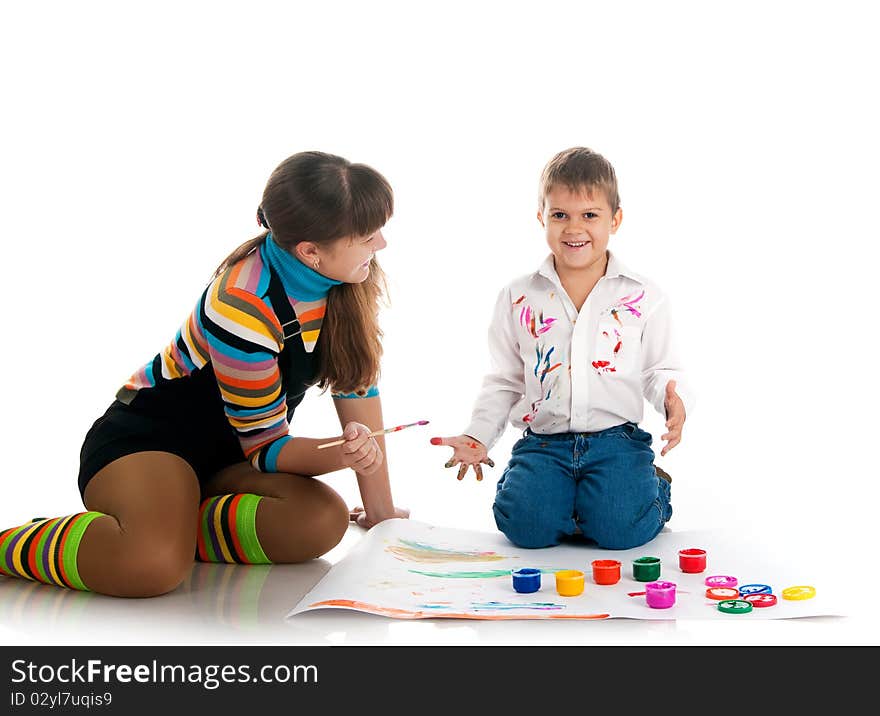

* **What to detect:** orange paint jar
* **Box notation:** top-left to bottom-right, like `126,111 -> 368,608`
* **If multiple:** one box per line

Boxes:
591,559 -> 622,585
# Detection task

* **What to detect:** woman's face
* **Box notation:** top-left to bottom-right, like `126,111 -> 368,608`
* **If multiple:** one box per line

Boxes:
298,229 -> 387,283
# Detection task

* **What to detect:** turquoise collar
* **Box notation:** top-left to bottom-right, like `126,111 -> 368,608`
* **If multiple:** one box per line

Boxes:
262,233 -> 342,302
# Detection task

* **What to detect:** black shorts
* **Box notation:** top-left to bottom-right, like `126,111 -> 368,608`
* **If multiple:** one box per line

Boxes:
77,399 -> 247,500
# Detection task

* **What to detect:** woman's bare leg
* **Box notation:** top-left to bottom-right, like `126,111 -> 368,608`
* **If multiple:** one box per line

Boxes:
78,451 -> 201,597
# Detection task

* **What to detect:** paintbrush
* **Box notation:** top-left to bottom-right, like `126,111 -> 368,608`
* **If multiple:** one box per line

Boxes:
317,420 -> 430,449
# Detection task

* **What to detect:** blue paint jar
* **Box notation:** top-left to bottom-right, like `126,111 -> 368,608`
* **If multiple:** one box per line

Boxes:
512,568 -> 542,593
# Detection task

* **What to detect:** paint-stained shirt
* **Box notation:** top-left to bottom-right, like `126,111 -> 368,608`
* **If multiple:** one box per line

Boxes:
464,251 -> 693,450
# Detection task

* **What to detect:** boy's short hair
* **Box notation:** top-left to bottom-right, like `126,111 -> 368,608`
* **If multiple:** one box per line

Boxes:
539,147 -> 621,214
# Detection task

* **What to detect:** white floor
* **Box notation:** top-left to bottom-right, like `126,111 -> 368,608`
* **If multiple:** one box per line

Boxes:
0,521 -> 871,647
2,413 -> 877,647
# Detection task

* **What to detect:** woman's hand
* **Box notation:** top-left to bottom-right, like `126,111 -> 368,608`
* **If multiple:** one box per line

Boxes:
339,421 -> 385,476
430,434 -> 493,481
349,505 -> 410,529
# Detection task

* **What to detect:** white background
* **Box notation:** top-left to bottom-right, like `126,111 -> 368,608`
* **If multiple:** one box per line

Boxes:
1,1 -> 878,643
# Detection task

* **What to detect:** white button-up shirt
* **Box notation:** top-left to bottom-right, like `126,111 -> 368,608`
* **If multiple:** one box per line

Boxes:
464,251 -> 694,450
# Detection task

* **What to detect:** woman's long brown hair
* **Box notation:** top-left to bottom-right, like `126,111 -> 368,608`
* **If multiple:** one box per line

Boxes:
214,151 -> 392,395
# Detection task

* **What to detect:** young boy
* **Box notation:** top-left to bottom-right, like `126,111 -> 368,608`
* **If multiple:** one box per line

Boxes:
432,147 -> 693,550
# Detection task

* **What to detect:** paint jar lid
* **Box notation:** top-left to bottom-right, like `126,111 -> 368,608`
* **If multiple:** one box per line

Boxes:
706,587 -> 740,600
705,575 -> 738,588
739,583 -> 773,596
782,585 -> 816,600
743,593 -> 777,607
717,599 -> 753,614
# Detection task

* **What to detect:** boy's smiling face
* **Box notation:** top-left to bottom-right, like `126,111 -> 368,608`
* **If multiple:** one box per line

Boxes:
538,185 -> 622,276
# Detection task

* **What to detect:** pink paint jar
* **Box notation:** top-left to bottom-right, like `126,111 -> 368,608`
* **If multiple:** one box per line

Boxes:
591,559 -> 622,585
645,580 -> 677,609
678,548 -> 707,573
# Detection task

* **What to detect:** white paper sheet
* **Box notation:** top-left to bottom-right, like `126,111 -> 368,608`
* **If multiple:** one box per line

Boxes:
287,519 -> 845,620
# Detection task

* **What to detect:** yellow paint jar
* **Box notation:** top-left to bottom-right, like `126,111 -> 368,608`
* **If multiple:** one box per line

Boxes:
555,569 -> 585,597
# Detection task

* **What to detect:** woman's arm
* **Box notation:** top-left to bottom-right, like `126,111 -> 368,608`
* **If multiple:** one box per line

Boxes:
332,394 -> 397,524
273,435 -> 350,477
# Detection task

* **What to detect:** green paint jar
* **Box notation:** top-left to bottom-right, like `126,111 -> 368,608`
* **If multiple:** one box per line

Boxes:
632,556 -> 661,582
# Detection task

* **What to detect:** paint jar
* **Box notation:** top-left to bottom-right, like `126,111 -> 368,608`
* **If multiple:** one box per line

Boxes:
591,559 -> 621,585
555,570 -> 585,597
512,568 -> 542,594
678,548 -> 707,573
632,556 -> 662,582
645,580 -> 677,609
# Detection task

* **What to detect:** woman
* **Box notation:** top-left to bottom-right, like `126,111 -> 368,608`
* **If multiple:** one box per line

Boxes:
0,151 -> 408,597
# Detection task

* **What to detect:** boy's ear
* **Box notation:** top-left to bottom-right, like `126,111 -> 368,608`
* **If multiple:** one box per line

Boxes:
610,207 -> 623,233
536,209 -> 545,228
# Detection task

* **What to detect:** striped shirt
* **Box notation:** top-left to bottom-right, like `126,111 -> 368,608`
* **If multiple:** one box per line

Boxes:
116,235 -> 378,471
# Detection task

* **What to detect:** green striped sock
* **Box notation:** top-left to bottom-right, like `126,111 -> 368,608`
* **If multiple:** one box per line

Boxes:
0,512 -> 105,590
196,495 -> 270,564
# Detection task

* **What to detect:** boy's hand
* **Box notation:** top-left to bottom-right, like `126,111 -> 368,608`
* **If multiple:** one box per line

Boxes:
430,435 -> 493,481
661,380 -> 686,457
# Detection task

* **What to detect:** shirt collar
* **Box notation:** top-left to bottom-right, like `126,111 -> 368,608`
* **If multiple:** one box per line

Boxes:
536,250 -> 644,285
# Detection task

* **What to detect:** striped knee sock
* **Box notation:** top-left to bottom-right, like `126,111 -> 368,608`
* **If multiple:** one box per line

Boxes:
0,512 -> 105,591
196,494 -> 271,564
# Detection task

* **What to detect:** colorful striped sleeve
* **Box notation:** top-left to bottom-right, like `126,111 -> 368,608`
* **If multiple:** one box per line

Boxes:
201,253 -> 293,472
331,385 -> 380,399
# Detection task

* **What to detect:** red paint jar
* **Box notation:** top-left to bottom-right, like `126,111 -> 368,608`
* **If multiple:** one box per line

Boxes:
678,548 -> 707,573
591,559 -> 621,585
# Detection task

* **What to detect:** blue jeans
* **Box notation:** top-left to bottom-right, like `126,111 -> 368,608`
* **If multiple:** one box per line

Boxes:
493,423 -> 672,550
